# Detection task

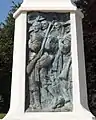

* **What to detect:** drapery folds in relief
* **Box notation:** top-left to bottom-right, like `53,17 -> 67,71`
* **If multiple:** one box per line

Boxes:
26,12 -> 72,112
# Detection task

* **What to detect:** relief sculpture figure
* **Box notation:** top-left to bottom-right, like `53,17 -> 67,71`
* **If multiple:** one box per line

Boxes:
26,12 -> 72,112
27,17 -> 44,111
51,20 -> 72,111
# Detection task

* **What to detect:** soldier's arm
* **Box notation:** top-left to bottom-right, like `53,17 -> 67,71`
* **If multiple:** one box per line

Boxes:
27,57 -> 37,75
27,50 -> 43,75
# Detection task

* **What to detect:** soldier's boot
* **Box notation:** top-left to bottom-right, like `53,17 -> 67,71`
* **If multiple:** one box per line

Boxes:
26,91 -> 34,112
29,91 -> 34,107
63,80 -> 73,111
52,96 -> 65,109
63,101 -> 73,111
62,88 -> 73,111
33,90 -> 41,110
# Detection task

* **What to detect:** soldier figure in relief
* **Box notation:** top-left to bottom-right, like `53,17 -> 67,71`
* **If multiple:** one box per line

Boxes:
27,17 -> 58,111
26,13 -> 72,111
34,20 -> 60,109
55,20 -> 72,111
47,20 -> 72,111
27,19 -> 44,111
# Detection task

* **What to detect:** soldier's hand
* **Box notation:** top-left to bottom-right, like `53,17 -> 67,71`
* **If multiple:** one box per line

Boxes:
37,50 -> 43,59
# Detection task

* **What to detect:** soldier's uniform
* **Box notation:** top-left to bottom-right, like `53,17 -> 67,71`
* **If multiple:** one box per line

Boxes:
27,17 -> 55,111
50,20 -> 72,111
58,22 -> 72,110
27,21 -> 44,111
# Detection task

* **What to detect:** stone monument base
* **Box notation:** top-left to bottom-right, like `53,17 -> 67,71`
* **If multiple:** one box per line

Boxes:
3,106 -> 94,120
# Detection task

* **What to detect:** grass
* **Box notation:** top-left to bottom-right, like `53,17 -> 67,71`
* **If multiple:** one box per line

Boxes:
0,113 -> 6,119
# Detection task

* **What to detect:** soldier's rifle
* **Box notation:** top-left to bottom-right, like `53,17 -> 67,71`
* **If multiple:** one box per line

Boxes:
38,20 -> 55,56
27,21 -> 54,75
52,24 -> 65,67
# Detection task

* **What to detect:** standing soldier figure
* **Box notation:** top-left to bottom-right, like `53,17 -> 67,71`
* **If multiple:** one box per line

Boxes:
27,20 -> 44,111
27,17 -> 55,111
56,20 -> 72,111
49,20 -> 72,111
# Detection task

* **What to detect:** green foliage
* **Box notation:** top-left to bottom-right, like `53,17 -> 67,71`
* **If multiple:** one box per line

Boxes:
0,1 -> 21,113
0,2 -> 21,73
76,0 -> 96,115
0,113 -> 6,119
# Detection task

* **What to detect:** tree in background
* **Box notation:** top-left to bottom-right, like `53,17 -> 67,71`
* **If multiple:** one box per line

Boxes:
75,0 -> 96,115
0,2 -> 20,113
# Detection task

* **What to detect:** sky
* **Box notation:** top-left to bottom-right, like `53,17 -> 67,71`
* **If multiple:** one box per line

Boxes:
0,0 -> 79,23
0,0 -> 23,23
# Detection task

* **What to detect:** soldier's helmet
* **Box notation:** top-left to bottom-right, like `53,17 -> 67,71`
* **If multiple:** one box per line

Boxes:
54,22 -> 61,30
37,16 -> 49,30
29,21 -> 42,33
37,16 -> 46,22
64,20 -> 70,33
64,20 -> 70,26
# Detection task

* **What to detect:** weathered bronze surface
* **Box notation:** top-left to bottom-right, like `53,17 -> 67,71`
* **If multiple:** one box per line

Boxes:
25,12 -> 72,112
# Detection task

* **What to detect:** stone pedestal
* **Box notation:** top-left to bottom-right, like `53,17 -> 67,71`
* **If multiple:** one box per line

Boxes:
2,0 -> 95,120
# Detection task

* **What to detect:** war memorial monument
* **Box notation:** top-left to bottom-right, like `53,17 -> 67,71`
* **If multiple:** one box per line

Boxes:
2,0 -> 95,119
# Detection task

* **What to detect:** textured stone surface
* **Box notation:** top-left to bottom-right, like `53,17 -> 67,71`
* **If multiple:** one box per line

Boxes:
25,12 -> 72,112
